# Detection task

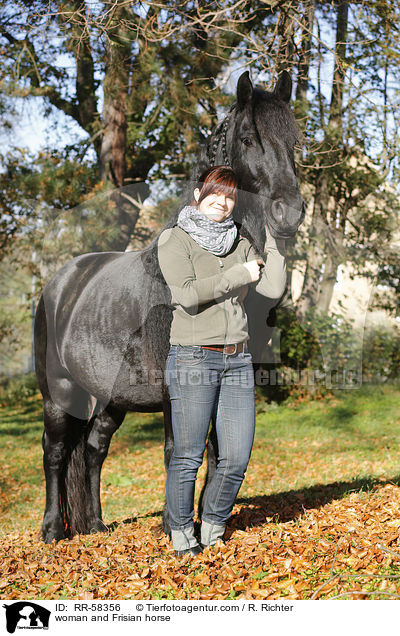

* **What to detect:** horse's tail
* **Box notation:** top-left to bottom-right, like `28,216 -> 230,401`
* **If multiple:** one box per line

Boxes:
60,421 -> 91,539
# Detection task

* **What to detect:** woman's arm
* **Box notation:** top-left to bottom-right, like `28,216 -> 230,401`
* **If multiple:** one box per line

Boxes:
158,228 -> 252,311
246,231 -> 286,299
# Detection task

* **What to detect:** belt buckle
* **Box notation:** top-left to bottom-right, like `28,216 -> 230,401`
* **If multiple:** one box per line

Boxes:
225,344 -> 237,355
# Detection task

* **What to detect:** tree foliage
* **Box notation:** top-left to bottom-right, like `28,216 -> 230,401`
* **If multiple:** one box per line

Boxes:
1,0 -> 400,374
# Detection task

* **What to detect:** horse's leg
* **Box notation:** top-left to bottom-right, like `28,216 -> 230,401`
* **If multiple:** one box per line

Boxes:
162,397 -> 173,536
42,399 -> 76,543
85,404 -> 125,533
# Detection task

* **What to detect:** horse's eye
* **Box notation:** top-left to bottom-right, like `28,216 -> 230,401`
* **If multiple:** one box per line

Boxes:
242,137 -> 253,147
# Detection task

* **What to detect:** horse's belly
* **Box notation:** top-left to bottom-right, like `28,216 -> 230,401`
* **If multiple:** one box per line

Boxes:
110,381 -> 165,412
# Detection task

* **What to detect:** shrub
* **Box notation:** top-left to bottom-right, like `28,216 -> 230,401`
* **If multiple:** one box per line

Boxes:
257,308 -> 399,401
361,324 -> 400,383
0,372 -> 38,406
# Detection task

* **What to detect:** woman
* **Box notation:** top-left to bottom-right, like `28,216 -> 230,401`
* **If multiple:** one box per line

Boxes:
157,166 -> 286,556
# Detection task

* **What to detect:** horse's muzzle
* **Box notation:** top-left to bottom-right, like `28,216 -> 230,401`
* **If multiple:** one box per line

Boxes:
267,199 -> 305,239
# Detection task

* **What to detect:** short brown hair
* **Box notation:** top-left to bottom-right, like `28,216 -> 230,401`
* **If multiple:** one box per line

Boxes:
193,166 -> 238,205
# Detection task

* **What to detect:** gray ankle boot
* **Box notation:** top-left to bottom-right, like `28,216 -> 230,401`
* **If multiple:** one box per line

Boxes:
171,524 -> 202,556
200,520 -> 226,547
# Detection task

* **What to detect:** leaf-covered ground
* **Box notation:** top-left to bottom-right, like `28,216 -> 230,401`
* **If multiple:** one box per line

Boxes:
1,385 -> 400,600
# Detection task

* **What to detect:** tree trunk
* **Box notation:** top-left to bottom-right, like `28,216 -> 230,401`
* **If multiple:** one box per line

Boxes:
328,0 -> 348,137
96,3 -> 150,251
296,0 -> 349,317
99,4 -> 130,187
296,171 -> 329,317
66,1 -> 98,147
276,6 -> 295,74
318,252 -> 339,313
295,0 -> 315,108
315,0 -> 348,313
100,97 -> 127,187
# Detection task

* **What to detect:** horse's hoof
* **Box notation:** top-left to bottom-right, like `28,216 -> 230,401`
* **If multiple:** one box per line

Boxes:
88,519 -> 109,534
42,525 -> 65,544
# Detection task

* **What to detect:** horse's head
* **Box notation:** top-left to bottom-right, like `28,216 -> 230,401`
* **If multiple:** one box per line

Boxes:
208,71 -> 305,244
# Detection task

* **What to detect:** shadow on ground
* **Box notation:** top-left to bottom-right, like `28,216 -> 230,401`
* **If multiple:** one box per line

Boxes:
106,475 -> 400,541
227,475 -> 400,536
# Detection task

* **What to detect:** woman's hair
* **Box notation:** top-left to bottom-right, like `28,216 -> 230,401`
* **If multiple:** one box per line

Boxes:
192,165 -> 238,205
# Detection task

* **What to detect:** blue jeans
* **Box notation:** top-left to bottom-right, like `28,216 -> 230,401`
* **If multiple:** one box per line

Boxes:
165,344 -> 255,546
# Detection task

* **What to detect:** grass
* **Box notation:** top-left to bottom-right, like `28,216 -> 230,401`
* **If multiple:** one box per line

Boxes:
2,382 -> 400,600
247,384 -> 400,497
0,383 -> 400,536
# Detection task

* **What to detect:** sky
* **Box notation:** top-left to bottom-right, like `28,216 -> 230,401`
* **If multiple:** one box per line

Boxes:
0,96 -> 88,163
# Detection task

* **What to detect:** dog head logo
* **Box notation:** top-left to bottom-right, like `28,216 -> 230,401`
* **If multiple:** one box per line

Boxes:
3,603 -> 50,633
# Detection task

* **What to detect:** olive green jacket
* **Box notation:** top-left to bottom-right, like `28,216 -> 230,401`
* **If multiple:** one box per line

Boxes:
157,226 -> 286,345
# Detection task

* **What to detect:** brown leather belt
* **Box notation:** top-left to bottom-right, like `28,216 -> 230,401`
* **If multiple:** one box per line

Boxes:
201,342 -> 247,355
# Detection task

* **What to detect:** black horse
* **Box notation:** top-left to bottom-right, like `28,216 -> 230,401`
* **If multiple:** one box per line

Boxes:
35,70 -> 305,543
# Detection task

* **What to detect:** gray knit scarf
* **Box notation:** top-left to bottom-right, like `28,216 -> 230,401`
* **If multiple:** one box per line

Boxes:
177,205 -> 237,256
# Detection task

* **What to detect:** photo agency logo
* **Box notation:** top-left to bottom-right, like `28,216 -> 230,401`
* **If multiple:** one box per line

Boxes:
3,603 -> 51,633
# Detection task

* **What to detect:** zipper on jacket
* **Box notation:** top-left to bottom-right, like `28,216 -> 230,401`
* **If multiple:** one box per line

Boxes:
217,257 -> 228,342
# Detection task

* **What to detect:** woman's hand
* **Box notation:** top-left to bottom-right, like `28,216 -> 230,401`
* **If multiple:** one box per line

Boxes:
243,259 -> 264,282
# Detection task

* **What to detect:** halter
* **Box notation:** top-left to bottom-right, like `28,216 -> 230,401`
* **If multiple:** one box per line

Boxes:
207,114 -> 231,167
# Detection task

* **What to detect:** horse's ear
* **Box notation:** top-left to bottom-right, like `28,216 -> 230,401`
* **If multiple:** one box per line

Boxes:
273,70 -> 292,103
237,71 -> 253,109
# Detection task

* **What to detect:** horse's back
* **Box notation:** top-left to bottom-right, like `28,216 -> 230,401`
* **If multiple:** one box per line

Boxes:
42,251 -> 130,306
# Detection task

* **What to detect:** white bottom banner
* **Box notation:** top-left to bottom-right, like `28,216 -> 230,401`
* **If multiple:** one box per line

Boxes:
0,599 -> 396,636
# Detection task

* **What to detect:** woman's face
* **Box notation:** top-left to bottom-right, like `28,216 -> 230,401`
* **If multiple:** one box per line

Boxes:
194,188 -> 236,223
